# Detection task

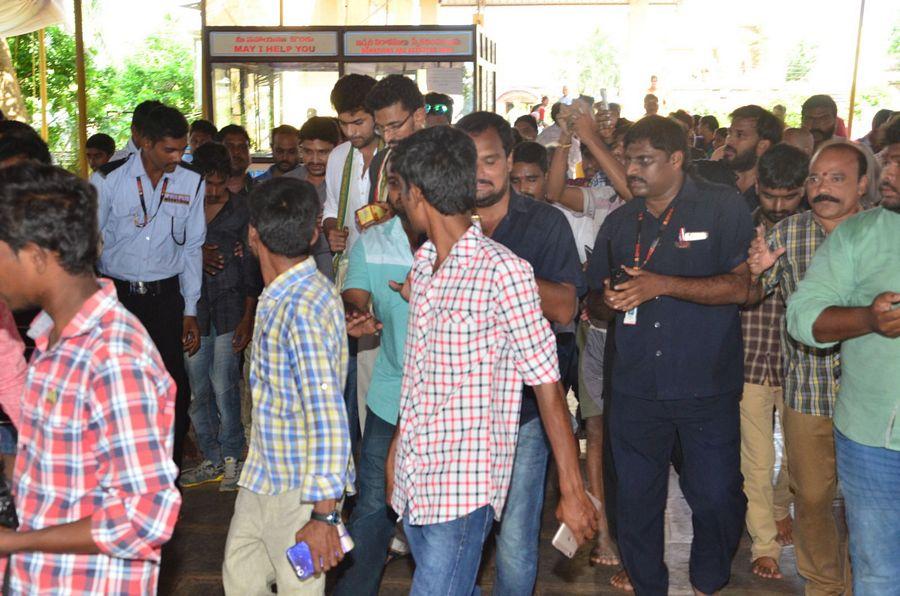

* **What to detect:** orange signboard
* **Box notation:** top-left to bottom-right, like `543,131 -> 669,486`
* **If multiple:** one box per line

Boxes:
209,31 -> 338,58
343,31 -> 474,57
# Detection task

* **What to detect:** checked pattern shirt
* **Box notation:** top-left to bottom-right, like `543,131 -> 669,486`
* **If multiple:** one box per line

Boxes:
391,223 -> 560,526
11,280 -> 181,595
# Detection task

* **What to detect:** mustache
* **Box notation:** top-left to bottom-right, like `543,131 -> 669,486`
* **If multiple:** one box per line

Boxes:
477,179 -> 494,187
880,182 -> 898,194
811,194 -> 841,204
627,176 -> 647,185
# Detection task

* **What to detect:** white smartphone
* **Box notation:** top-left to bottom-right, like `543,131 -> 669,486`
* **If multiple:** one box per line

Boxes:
551,491 -> 601,558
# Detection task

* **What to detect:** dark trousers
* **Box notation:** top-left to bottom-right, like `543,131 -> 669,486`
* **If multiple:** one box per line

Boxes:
610,392 -> 745,596
112,277 -> 191,471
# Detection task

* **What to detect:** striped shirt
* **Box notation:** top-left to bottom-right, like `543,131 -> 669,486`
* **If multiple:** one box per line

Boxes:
11,281 -> 180,595
761,210 -> 840,416
391,223 -> 560,526
239,258 -> 353,500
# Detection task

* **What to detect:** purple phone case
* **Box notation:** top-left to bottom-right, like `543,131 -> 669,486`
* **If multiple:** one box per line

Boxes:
286,541 -> 315,579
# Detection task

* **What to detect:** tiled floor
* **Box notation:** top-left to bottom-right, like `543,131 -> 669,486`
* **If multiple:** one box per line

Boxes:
159,464 -> 806,595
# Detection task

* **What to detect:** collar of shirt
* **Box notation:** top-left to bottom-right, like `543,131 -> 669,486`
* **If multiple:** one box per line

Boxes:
27,280 -> 117,351
416,221 -> 480,273
259,258 -> 317,305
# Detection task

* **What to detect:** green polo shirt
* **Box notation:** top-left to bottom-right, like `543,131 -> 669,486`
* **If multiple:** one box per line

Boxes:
787,207 -> 900,451
343,216 -> 413,425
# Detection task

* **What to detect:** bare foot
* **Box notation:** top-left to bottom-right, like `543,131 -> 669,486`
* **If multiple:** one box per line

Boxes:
590,534 -> 620,566
751,556 -> 783,580
775,515 -> 793,546
610,568 -> 633,592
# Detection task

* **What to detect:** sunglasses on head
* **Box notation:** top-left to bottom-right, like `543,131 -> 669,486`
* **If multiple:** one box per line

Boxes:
425,103 -> 449,115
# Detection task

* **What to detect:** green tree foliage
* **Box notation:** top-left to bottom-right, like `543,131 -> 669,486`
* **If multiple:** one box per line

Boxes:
785,41 -> 817,82
563,28 -> 621,98
10,24 -> 195,170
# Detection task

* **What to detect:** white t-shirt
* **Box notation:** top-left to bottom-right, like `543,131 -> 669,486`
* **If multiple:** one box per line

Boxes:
323,141 -> 375,253
554,184 -> 622,263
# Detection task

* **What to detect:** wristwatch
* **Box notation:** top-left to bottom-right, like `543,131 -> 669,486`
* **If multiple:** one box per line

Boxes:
310,510 -> 341,526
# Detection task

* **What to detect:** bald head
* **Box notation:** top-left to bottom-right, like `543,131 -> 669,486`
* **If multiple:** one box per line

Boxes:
783,128 -> 814,156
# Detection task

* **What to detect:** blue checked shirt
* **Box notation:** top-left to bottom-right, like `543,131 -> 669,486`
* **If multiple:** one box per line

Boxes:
238,258 -> 353,500
92,152 -> 206,316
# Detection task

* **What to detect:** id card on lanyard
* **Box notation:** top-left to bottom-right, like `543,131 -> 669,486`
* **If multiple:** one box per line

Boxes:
623,202 -> 676,325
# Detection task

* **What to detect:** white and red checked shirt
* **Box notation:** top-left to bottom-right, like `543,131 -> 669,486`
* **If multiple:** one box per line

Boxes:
11,281 -> 181,595
391,223 -> 559,526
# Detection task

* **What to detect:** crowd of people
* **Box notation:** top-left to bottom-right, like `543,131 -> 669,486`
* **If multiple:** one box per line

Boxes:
0,75 -> 897,596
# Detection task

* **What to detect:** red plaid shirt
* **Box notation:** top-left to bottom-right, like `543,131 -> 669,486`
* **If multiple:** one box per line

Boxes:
391,224 -> 560,526
10,281 -> 181,595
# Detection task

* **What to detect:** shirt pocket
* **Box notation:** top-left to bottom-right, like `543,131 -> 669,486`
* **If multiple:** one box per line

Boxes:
426,309 -> 490,379
163,202 -> 190,245
34,382 -> 90,435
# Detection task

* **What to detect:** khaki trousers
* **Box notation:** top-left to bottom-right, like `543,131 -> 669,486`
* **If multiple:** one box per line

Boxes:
223,488 -> 324,596
740,382 -> 792,561
783,406 -> 852,596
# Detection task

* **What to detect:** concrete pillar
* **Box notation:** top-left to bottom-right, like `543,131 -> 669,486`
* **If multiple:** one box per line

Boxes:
623,0 -> 651,120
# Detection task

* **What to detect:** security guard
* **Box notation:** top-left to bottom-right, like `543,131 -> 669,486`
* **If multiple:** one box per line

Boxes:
93,104 -> 205,470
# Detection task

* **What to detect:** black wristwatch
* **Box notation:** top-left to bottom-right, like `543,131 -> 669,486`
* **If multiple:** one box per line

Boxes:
310,510 -> 341,526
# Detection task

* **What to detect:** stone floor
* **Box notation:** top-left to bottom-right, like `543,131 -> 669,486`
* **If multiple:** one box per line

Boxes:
158,464 -> 805,595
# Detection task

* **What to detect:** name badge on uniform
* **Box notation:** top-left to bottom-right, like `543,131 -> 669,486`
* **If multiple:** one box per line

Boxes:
623,307 -> 638,325
162,192 -> 191,206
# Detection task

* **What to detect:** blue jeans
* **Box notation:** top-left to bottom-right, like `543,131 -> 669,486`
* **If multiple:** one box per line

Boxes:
184,326 -> 244,464
404,505 -> 494,596
835,429 -> 900,596
493,416 -> 550,596
333,409 -> 397,596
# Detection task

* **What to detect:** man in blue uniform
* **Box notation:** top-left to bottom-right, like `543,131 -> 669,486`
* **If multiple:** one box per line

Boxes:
93,104 -> 206,469
586,115 -> 754,595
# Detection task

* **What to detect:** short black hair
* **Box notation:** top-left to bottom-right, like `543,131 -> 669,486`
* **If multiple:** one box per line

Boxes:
455,111 -> 516,156
271,124 -> 299,147
365,74 -> 425,115
872,109 -> 894,130
644,94 -> 658,103
86,133 -> 116,156
608,102 -> 622,115
142,105 -> 189,143
699,115 -> 719,131
132,100 -> 164,133
669,110 -> 693,132
330,74 -> 377,115
729,105 -> 783,145
801,95 -> 838,118
299,116 -> 340,146
424,92 -> 454,122
390,126 -> 476,216
0,162 -> 98,274
216,124 -> 250,143
247,178 -> 319,258
514,115 -> 539,134
550,102 -> 562,124
0,133 -> 51,165
512,141 -> 548,173
624,115 -> 690,171
715,127 -> 729,140
0,120 -> 40,141
884,117 -> 900,146
190,119 -> 218,137
757,143 -> 810,190
191,142 -> 231,178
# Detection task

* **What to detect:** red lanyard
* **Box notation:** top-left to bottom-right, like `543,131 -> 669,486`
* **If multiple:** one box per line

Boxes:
632,203 -> 676,269
135,176 -> 168,227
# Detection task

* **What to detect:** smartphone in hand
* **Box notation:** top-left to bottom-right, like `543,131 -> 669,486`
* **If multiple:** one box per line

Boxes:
551,491 -> 601,558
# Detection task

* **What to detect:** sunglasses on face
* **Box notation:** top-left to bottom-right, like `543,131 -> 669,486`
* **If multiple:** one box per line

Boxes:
425,103 -> 449,115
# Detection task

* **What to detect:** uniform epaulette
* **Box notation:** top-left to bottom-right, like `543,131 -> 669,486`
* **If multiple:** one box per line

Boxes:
96,157 -> 129,178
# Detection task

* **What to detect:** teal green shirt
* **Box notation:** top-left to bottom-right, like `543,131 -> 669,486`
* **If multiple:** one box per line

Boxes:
343,217 -> 413,425
787,207 -> 900,450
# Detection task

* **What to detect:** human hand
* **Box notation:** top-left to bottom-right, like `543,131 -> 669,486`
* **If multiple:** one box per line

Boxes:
345,310 -> 383,338
202,243 -> 225,275
747,225 -> 784,279
182,316 -> 201,356
388,273 -> 411,302
555,487 -> 599,546
327,227 -> 349,253
294,519 -> 344,575
867,292 -> 900,338
603,267 -> 668,312
231,316 -> 253,353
